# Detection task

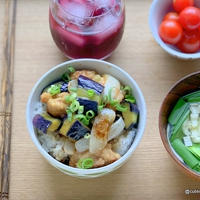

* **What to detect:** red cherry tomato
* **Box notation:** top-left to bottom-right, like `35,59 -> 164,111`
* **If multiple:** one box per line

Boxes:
179,6 -> 200,30
159,20 -> 183,44
177,29 -> 200,53
173,0 -> 194,13
163,12 -> 179,22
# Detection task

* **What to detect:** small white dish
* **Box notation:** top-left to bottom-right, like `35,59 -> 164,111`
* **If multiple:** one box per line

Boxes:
26,59 -> 146,178
149,0 -> 200,60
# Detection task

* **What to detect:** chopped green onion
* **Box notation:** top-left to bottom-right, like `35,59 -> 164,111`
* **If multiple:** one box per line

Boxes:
123,86 -> 132,95
168,98 -> 188,125
125,95 -> 136,103
77,158 -> 94,169
98,105 -> 104,111
82,118 -> 89,126
86,110 -> 95,119
171,139 -> 200,171
98,95 -> 108,111
183,90 -> 200,102
69,100 -> 80,113
66,109 -> 73,121
115,103 -> 128,112
74,114 -> 85,120
77,159 -> 83,168
84,133 -> 91,139
69,87 -> 77,92
62,66 -> 75,82
62,72 -> 71,82
110,99 -> 119,107
48,84 -> 61,95
170,109 -> 190,142
82,158 -> 93,169
65,93 -> 77,103
78,106 -> 84,114
102,95 -> 108,105
68,66 -> 75,73
75,114 -> 89,126
87,89 -> 95,98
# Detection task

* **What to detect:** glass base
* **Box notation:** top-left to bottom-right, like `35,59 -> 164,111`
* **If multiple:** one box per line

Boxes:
62,51 -> 113,60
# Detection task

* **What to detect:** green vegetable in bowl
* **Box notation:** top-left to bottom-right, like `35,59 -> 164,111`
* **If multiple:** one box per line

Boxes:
168,90 -> 200,174
168,98 -> 189,126
171,139 -> 200,172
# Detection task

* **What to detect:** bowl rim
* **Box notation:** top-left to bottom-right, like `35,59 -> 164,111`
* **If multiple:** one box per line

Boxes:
159,71 -> 200,179
26,58 -> 146,176
149,0 -> 200,59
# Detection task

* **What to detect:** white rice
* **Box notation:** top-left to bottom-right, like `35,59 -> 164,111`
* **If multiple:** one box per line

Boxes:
38,131 -> 75,161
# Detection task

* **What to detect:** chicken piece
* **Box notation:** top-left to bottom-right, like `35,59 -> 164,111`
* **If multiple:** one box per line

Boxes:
40,92 -> 69,117
47,92 -> 69,117
70,70 -> 105,85
69,144 -> 120,168
71,70 -> 96,80
47,99 -> 67,117
40,92 -> 52,103
55,92 -> 69,103
93,74 -> 106,85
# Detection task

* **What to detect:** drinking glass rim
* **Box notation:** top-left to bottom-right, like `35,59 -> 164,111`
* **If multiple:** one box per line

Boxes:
53,0 -> 124,20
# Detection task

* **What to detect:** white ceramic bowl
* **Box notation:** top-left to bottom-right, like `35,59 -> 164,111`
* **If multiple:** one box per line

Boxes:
149,0 -> 200,60
26,59 -> 146,178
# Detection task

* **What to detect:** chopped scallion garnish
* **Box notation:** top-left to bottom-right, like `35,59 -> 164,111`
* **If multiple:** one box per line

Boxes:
87,89 -> 95,98
110,99 -> 119,107
86,110 -> 95,119
125,95 -> 136,103
69,100 -> 80,113
98,105 -> 104,111
77,158 -> 94,169
62,66 -> 76,82
84,133 -> 91,139
66,109 -> 73,121
78,106 -> 84,114
75,114 -> 89,126
115,103 -> 128,112
102,95 -> 108,105
68,66 -> 75,73
65,93 -> 77,103
62,72 -> 71,82
123,86 -> 132,95
48,84 -> 61,96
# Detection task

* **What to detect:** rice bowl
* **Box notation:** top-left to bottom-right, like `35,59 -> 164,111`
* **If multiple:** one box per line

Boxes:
26,59 -> 146,178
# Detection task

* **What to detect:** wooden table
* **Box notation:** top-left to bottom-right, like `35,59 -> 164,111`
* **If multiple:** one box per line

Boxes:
1,0 -> 200,199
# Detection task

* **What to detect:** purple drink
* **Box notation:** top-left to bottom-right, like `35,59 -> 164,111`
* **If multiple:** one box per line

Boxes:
49,0 -> 125,59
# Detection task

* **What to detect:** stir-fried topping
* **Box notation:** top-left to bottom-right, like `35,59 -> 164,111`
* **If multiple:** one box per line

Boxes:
34,67 -> 139,169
